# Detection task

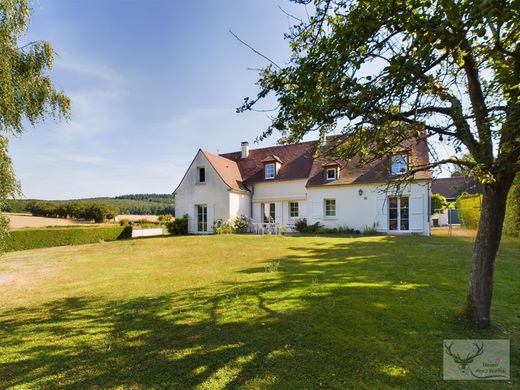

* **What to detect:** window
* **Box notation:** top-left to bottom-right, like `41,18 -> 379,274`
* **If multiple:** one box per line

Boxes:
197,204 -> 207,232
326,168 -> 337,180
197,167 -> 206,183
289,202 -> 299,218
265,163 -> 275,179
391,154 -> 408,176
324,199 -> 336,217
388,196 -> 409,231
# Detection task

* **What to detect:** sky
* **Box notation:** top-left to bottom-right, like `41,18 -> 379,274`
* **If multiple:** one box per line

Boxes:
8,0 -> 311,199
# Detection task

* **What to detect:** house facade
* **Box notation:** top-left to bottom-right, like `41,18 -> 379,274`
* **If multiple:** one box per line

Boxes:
174,137 -> 432,235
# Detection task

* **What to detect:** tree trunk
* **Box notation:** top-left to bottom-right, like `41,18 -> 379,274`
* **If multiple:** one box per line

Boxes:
463,176 -> 515,328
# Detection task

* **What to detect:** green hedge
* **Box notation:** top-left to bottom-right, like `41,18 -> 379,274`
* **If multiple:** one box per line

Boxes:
456,194 -> 482,229
4,226 -> 132,252
504,175 -> 520,237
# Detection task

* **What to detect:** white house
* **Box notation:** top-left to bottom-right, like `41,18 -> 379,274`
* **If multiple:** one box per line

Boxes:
173,136 -> 432,235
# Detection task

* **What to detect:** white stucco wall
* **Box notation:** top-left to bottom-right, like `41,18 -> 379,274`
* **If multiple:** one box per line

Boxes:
174,150 -> 233,233
306,181 -> 430,235
251,180 -> 308,226
229,192 -> 251,219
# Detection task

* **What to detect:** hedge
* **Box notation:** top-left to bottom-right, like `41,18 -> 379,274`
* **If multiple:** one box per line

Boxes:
3,225 -> 132,252
504,175 -> 520,237
455,194 -> 482,229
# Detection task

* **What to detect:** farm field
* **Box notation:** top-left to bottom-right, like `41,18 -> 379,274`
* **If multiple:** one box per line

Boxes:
0,234 -> 518,389
5,213 -> 160,230
4,213 -> 91,229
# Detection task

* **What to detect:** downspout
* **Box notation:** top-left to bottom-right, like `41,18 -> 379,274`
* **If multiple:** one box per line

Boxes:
250,184 -> 254,219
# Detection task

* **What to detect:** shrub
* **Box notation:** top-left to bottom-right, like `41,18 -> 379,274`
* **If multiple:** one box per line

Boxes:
214,219 -> 233,234
4,226 -> 132,252
456,193 -> 482,229
431,193 -> 447,214
158,214 -> 173,223
231,215 -> 250,233
294,218 -> 308,232
504,174 -> 520,237
301,221 -> 323,234
166,214 -> 188,235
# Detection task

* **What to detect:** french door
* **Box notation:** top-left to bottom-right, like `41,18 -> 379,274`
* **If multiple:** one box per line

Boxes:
197,204 -> 207,232
262,203 -> 276,223
388,196 -> 409,231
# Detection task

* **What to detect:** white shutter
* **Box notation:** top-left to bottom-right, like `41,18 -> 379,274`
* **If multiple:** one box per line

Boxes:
275,202 -> 283,225
311,201 -> 322,219
409,196 -> 424,231
376,197 -> 387,230
207,204 -> 214,233
188,206 -> 196,233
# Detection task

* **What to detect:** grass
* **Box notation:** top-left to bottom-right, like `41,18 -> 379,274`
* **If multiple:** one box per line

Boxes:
0,234 -> 518,389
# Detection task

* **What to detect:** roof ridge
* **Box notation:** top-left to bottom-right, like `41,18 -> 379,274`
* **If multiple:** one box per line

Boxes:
219,139 -> 318,157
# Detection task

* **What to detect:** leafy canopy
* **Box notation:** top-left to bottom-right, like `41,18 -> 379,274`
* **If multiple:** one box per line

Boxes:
240,0 -> 520,182
0,0 -> 70,251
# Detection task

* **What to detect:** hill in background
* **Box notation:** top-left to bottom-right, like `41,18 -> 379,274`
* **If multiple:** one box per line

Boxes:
6,194 -> 175,216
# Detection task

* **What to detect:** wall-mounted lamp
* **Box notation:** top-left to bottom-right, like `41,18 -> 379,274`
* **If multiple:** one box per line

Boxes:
358,189 -> 364,196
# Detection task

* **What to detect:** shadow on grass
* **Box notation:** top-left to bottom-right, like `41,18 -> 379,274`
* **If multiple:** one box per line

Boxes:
1,235 -> 517,388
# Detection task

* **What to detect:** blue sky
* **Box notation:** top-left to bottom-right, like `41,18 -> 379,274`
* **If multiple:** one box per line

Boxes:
9,0 -> 310,199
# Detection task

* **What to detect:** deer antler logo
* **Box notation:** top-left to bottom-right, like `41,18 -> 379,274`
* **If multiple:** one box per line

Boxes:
444,341 -> 484,373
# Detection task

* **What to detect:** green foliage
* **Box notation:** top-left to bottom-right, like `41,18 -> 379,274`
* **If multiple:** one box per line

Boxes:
27,201 -> 119,223
213,219 -> 233,234
503,175 -> 520,237
4,226 -> 132,252
6,195 -> 175,215
431,193 -> 447,214
157,214 -> 173,223
0,0 -> 70,254
214,215 -> 251,234
231,215 -> 250,233
166,214 -> 188,235
293,218 -> 308,233
456,194 -> 482,229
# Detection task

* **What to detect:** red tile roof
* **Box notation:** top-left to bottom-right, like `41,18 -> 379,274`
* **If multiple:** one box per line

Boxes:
201,150 -> 248,192
209,136 -> 430,191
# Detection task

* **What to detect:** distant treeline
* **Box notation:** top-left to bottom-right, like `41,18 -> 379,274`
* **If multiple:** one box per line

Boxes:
27,202 -> 120,223
5,194 -> 175,216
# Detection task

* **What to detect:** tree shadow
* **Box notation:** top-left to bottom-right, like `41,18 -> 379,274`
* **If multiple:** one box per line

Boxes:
1,235 -> 517,388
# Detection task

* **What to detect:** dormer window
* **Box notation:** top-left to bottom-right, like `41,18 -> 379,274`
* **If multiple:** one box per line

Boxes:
391,154 -> 408,176
197,167 -> 206,183
265,163 -> 275,179
323,162 -> 340,181
326,168 -> 337,180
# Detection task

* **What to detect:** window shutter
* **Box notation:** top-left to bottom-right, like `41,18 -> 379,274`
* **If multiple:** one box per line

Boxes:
311,201 -> 322,219
409,196 -> 424,231
207,204 -> 214,233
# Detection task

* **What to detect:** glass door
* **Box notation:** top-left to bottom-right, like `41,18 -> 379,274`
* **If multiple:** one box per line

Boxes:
388,196 -> 409,231
197,204 -> 207,232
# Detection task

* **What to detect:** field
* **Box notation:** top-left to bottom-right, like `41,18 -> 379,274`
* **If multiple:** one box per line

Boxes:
5,213 -> 91,229
5,213 -> 159,230
0,234 -> 518,389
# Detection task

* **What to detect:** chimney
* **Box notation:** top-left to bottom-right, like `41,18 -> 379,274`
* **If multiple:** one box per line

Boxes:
241,141 -> 249,158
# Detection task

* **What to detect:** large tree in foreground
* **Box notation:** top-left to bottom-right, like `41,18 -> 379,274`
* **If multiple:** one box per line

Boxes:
0,0 -> 70,252
240,0 -> 519,327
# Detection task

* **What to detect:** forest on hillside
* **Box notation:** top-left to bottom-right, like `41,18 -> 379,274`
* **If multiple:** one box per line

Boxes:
6,194 -> 175,216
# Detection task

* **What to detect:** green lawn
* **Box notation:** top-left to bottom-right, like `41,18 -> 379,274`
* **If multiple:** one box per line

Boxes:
0,234 -> 518,389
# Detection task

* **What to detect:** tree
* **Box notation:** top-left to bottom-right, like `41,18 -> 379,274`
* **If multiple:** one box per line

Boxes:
0,0 -> 70,253
240,0 -> 519,327
431,193 -> 447,215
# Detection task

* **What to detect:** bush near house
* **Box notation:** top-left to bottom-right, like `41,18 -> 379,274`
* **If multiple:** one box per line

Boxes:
456,194 -> 482,229
214,215 -> 251,234
166,214 -> 188,235
4,226 -> 132,252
